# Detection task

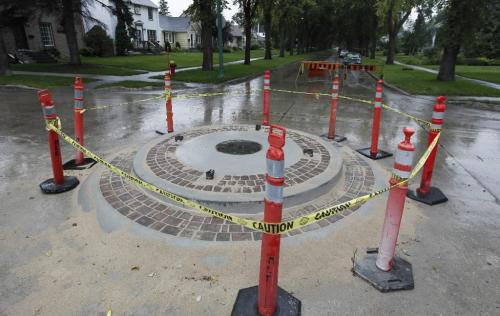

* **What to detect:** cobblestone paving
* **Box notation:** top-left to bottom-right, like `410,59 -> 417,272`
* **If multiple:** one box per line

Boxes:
99,142 -> 374,242
146,125 -> 331,194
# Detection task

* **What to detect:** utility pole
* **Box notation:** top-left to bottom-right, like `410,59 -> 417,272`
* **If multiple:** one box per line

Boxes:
216,0 -> 224,78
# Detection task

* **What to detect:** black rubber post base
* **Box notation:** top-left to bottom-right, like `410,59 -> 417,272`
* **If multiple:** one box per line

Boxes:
356,147 -> 393,160
321,134 -> 347,143
407,187 -> 448,205
354,248 -> 414,293
232,286 -> 301,316
63,158 -> 96,170
39,176 -> 79,194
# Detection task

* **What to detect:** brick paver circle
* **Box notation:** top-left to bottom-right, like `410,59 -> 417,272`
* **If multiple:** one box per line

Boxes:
97,125 -> 376,242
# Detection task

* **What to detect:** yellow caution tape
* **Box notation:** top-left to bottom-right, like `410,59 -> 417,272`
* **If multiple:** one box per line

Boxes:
47,121 -> 439,235
269,88 -> 432,127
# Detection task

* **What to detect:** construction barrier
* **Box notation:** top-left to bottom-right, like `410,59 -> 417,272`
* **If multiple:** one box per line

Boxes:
262,70 -> 270,126
348,64 -> 377,72
356,79 -> 393,160
232,125 -> 301,316
38,90 -> 79,194
354,127 -> 417,292
407,96 -> 448,205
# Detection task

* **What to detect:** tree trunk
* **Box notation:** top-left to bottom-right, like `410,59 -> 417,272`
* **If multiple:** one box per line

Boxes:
386,31 -> 396,64
200,1 -> 213,71
62,0 -> 81,65
437,46 -> 459,81
279,25 -> 285,57
244,7 -> 251,65
263,0 -> 272,59
0,31 -> 11,76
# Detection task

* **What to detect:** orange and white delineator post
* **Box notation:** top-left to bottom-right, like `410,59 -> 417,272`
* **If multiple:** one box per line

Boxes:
323,75 -> 346,142
357,79 -> 392,160
262,70 -> 271,126
408,96 -> 448,205
73,77 -> 85,165
38,90 -> 79,194
232,125 -> 301,315
165,73 -> 174,133
353,128 -> 416,292
376,127 -> 415,271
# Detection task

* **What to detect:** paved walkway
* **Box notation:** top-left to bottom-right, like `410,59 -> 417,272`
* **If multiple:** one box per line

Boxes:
394,60 -> 500,90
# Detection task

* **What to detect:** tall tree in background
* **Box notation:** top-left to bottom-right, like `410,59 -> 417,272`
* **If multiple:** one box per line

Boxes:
437,0 -> 487,81
61,0 -> 81,64
159,0 -> 170,16
263,0 -> 272,59
377,0 -> 424,64
110,0 -> 134,56
234,0 -> 259,65
187,0 -> 216,71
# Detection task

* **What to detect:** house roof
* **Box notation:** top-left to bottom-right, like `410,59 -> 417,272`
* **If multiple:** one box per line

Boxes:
230,24 -> 243,37
131,0 -> 157,8
159,15 -> 191,32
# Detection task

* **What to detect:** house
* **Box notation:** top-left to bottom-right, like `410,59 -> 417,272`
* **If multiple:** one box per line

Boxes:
159,15 -> 200,49
228,24 -> 245,49
1,11 -> 85,61
84,0 -> 162,50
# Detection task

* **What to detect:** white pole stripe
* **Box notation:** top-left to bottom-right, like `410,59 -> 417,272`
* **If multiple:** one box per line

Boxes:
332,93 -> 338,98
432,111 -> 445,120
394,149 -> 413,166
374,101 -> 381,108
376,92 -> 382,98
431,123 -> 442,130
266,183 -> 283,203
266,159 -> 284,178
74,100 -> 84,109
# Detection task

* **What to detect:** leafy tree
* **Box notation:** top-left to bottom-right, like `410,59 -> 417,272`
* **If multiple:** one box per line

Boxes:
437,0 -> 488,81
401,10 -> 430,55
263,0 -> 272,59
159,0 -> 170,16
110,0 -> 134,56
61,0 -> 81,64
377,0 -> 432,64
234,0 -> 260,65
464,1 -> 500,59
186,0 -> 217,70
222,21 -> 233,45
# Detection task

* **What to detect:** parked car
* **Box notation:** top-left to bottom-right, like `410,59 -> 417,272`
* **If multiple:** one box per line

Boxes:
343,53 -> 362,65
339,50 -> 349,58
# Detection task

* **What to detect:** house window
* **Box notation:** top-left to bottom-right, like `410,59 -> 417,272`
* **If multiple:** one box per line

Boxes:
147,30 -> 156,42
134,5 -> 141,15
148,8 -> 153,20
135,29 -> 142,41
39,23 -> 55,47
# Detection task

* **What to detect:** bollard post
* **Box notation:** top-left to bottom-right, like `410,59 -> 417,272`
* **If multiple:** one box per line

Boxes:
63,77 -> 95,170
322,75 -> 346,142
262,70 -> 270,126
38,90 -> 79,194
232,125 -> 301,316
407,96 -> 448,205
165,73 -> 174,133
354,127 -> 416,292
357,79 -> 392,160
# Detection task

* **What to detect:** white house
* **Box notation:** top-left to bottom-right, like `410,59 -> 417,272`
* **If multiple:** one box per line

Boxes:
84,0 -> 162,49
159,15 -> 200,49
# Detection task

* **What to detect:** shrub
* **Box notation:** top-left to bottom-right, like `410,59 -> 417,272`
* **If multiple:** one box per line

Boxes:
250,44 -> 261,50
175,42 -> 181,49
43,47 -> 61,59
463,57 -> 490,66
84,26 -> 114,57
223,47 -> 232,53
79,47 -> 95,56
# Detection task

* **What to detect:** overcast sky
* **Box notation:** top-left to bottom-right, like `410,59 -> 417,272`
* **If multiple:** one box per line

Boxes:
151,0 -> 239,20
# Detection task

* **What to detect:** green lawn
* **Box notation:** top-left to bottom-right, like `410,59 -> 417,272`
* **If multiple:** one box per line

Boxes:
362,58 -> 500,97
95,80 -> 163,89
82,50 -> 272,72
10,63 -> 143,76
154,51 -> 328,84
0,74 -> 97,88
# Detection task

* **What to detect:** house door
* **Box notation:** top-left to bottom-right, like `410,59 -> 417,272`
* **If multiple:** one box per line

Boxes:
12,25 -> 28,49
